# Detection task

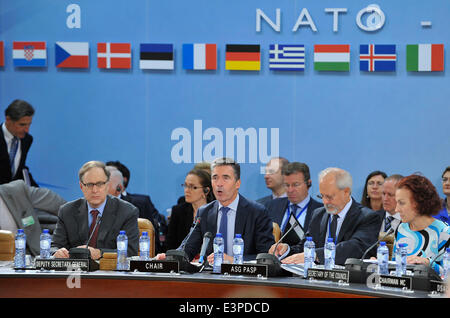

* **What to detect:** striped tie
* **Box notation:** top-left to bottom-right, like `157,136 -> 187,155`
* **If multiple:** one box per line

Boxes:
9,137 -> 18,175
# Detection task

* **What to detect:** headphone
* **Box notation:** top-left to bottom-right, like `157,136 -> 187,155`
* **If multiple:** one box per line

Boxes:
116,185 -> 122,193
203,187 -> 210,194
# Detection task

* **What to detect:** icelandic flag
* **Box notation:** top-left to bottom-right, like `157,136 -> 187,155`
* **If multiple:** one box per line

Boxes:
269,44 -> 305,71
55,42 -> 89,68
360,44 -> 396,72
13,41 -> 47,67
182,43 -> 217,70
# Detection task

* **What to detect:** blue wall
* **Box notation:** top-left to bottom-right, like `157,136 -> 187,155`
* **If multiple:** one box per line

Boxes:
1,0 -> 449,215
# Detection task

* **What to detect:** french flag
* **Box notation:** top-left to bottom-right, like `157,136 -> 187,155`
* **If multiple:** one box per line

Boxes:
13,41 -> 47,67
183,43 -> 217,70
55,42 -> 89,68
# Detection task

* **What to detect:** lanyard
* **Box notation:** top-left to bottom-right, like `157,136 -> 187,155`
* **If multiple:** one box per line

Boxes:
281,202 -> 309,231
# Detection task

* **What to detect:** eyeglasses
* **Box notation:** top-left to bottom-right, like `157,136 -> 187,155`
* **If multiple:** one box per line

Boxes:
284,182 -> 307,189
181,184 -> 204,191
367,181 -> 384,186
81,181 -> 108,189
317,193 -> 335,202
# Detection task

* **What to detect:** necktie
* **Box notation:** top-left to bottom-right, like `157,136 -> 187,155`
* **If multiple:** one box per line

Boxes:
9,137 -> 18,175
330,214 -> 339,242
88,210 -> 100,248
385,215 -> 394,232
219,207 -> 230,254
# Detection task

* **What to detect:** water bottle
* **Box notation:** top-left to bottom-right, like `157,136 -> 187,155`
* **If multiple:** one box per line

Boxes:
377,241 -> 389,275
303,236 -> 315,278
324,237 -> 335,270
39,229 -> 52,259
395,243 -> 407,276
232,234 -> 244,264
213,233 -> 224,273
443,248 -> 450,280
116,230 -> 128,271
14,229 -> 26,268
139,231 -> 150,260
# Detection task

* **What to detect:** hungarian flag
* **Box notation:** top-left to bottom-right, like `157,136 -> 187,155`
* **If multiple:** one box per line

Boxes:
406,44 -> 444,72
183,43 -> 216,70
13,41 -> 47,67
55,42 -> 89,68
97,43 -> 131,69
140,43 -> 174,70
0,41 -> 4,67
314,44 -> 350,71
225,44 -> 260,71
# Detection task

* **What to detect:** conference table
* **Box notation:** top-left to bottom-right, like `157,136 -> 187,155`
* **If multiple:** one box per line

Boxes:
0,262 -> 438,299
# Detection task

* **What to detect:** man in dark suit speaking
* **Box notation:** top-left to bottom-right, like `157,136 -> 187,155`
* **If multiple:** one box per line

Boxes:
52,161 -> 139,260
184,157 -> 274,263
0,99 -> 38,187
270,167 -> 381,265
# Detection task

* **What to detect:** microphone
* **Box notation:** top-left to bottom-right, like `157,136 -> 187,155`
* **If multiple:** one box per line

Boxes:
69,215 -> 102,261
165,217 -> 202,273
198,232 -> 213,264
177,216 -> 201,251
429,249 -> 447,268
272,222 -> 300,257
255,214 -> 303,277
86,215 -> 102,248
360,227 -> 395,261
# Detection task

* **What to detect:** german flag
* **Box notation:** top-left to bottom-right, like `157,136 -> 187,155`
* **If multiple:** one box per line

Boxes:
225,44 -> 260,71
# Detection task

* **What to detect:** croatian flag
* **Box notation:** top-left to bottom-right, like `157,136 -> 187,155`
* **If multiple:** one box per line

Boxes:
182,43 -> 217,70
13,41 -> 47,67
55,42 -> 89,68
360,44 -> 396,72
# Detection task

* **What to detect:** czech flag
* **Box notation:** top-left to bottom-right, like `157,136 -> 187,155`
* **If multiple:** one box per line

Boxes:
55,42 -> 89,68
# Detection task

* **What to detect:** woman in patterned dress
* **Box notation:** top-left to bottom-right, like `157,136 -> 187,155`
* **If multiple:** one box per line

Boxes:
393,174 -> 450,276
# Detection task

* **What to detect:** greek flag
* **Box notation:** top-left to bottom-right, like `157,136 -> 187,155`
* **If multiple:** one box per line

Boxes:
269,44 -> 305,71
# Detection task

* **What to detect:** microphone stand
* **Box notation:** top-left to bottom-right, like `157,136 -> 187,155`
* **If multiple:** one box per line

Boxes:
165,218 -> 201,273
67,216 -> 102,271
256,217 -> 300,277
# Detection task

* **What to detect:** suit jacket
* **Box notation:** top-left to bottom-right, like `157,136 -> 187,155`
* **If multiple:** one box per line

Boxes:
256,195 -> 272,208
267,196 -> 323,246
121,192 -> 161,253
52,195 -> 139,256
0,180 -> 66,256
289,198 -> 382,265
184,194 -> 275,261
374,209 -> 402,233
0,125 -> 38,187
166,201 -> 194,250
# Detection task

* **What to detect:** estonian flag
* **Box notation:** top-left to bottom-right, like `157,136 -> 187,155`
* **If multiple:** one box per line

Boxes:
140,43 -> 174,70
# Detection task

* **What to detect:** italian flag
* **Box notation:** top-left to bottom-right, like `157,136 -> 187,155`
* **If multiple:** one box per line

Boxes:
406,44 -> 444,72
314,44 -> 350,71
